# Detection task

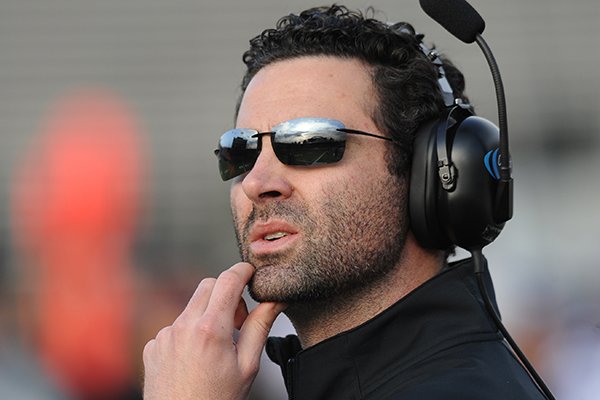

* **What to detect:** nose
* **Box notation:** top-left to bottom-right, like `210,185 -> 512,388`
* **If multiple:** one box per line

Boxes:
240,136 -> 293,203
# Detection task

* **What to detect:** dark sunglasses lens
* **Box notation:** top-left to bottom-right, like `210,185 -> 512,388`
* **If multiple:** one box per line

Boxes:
273,126 -> 346,166
216,129 -> 260,180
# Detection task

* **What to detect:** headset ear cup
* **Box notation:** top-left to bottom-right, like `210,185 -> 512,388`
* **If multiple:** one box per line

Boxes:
410,114 -> 505,250
409,118 -> 451,249
443,116 -> 505,249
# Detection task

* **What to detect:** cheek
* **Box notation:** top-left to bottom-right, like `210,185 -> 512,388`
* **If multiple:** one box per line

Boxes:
342,140 -> 391,178
230,183 -> 251,221
344,161 -> 387,189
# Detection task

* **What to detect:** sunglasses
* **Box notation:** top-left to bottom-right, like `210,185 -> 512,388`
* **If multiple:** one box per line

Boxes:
214,117 -> 393,181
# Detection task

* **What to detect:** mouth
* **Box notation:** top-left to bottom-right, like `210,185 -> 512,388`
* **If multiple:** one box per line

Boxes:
248,221 -> 299,255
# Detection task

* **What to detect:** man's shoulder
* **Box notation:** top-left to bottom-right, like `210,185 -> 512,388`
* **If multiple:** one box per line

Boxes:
376,366 -> 547,400
367,341 -> 547,400
384,370 -> 546,400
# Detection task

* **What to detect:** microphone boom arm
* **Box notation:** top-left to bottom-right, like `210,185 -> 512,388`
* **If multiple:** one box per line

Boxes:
475,34 -> 510,181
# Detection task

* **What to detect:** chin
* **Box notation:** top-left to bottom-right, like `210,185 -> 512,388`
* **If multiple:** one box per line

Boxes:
246,266 -> 283,302
247,264 -> 309,303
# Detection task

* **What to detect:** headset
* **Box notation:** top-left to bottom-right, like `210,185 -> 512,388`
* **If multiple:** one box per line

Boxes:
407,34 -> 513,252
409,2 -> 554,399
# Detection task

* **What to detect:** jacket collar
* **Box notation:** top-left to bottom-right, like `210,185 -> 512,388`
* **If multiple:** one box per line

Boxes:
265,257 -> 501,399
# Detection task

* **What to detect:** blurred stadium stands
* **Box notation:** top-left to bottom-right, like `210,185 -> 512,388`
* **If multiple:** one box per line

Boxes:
0,1 -> 598,399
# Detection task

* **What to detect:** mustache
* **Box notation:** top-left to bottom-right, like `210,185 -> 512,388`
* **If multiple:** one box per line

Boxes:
243,201 -> 309,240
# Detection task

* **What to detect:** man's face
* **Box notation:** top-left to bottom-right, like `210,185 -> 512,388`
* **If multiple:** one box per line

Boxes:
230,56 -> 409,304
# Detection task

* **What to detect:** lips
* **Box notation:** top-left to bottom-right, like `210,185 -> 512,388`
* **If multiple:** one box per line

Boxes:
248,220 -> 299,255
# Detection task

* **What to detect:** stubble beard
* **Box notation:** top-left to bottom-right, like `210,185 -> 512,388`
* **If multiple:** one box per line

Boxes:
232,175 -> 409,305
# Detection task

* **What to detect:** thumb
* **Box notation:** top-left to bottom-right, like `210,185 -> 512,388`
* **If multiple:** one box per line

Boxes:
236,302 -> 286,373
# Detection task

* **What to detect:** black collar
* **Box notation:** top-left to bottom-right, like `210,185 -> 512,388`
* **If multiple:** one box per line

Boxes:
266,257 -> 502,399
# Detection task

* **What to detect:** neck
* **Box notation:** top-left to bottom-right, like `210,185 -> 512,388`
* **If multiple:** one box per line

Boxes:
285,236 -> 443,348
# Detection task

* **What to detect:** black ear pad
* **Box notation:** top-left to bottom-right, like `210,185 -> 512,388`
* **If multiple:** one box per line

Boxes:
409,108 -> 505,250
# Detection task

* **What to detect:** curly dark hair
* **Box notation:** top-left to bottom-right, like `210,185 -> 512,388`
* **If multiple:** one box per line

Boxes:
236,4 -> 468,178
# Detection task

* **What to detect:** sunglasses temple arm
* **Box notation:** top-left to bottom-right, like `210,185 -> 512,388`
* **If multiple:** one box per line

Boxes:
338,128 -> 393,142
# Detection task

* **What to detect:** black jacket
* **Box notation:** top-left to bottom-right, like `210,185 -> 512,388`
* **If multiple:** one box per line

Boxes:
266,258 -> 547,399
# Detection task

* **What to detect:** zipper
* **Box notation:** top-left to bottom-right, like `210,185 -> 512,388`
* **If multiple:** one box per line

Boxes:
286,358 -> 295,400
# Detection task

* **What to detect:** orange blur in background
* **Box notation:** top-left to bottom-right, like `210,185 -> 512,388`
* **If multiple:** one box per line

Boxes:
12,90 -> 144,399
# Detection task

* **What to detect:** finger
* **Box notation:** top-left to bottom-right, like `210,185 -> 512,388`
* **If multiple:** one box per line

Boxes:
142,338 -> 156,365
177,277 -> 217,322
234,297 -> 249,330
205,262 -> 255,323
237,302 -> 286,372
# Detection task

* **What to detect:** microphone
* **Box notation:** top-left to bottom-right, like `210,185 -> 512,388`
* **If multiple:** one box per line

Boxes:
419,0 -> 485,43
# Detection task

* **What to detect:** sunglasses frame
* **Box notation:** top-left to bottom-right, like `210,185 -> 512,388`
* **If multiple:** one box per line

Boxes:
214,117 -> 393,181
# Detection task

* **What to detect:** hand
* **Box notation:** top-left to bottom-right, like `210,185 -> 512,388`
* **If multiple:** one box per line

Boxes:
143,262 -> 285,400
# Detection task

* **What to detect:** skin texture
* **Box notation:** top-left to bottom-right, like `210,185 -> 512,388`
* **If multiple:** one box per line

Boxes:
142,56 -> 443,399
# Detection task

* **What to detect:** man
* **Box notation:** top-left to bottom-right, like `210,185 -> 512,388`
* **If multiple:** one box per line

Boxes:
143,5 -> 546,399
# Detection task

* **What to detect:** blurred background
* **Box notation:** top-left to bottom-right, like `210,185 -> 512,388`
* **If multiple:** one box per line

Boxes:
0,0 -> 598,399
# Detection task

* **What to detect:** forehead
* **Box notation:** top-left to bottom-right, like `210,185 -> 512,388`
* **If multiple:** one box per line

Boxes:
236,56 -> 377,131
